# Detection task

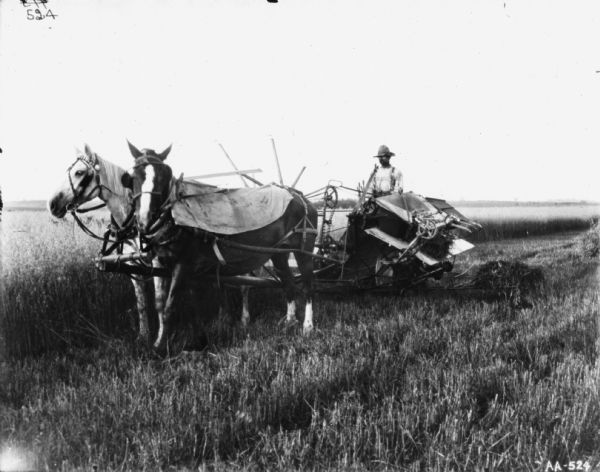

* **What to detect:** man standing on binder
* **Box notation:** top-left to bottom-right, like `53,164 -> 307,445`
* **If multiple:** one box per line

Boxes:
364,144 -> 403,197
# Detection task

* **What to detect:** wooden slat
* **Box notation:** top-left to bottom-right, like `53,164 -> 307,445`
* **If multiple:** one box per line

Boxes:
364,227 -> 441,266
187,168 -> 262,180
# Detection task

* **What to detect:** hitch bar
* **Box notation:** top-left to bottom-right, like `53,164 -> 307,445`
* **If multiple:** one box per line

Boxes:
95,253 -> 282,288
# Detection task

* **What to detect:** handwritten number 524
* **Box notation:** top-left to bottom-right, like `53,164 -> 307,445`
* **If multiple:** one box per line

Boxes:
26,8 -> 57,20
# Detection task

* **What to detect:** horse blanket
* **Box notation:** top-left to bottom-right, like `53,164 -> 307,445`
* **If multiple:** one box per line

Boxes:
170,180 -> 294,235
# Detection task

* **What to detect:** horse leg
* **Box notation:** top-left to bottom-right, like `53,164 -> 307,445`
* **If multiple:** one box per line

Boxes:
240,285 -> 251,327
294,251 -> 315,334
152,260 -> 171,350
216,285 -> 237,327
217,285 -> 250,327
131,278 -> 157,345
271,253 -> 297,325
154,262 -> 186,354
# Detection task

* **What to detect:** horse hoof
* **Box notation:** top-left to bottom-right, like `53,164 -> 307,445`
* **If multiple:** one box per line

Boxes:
279,316 -> 298,327
135,335 -> 153,349
302,324 -> 314,335
136,331 -> 152,345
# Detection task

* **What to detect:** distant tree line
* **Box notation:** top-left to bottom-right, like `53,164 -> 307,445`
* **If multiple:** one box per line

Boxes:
313,198 -> 357,210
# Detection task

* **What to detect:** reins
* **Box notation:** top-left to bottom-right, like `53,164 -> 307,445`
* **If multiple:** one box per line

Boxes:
209,190 -> 325,264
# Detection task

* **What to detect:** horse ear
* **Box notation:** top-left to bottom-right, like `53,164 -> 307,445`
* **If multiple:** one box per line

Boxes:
127,140 -> 143,159
83,143 -> 99,165
159,144 -> 172,161
121,172 -> 133,190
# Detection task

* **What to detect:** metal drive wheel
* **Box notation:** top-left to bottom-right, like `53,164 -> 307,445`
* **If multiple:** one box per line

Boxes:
324,186 -> 338,209
415,217 -> 438,239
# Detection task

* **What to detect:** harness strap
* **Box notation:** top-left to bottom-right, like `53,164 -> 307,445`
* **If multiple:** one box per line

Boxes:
217,238 -> 339,264
63,155 -> 140,262
274,223 -> 318,250
75,202 -> 107,214
70,210 -> 109,242
213,239 -> 227,265
270,187 -> 317,250
70,201 -> 136,250
66,157 -> 104,206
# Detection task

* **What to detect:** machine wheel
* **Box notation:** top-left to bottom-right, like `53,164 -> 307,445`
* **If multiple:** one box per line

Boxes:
324,186 -> 338,209
416,218 -> 438,239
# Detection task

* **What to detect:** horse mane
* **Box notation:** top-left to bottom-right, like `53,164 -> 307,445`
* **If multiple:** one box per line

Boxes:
94,153 -> 132,224
96,154 -> 129,198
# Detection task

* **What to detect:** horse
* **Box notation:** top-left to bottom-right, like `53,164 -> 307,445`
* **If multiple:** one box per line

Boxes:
122,143 -> 318,354
121,143 -> 253,338
47,144 -> 159,345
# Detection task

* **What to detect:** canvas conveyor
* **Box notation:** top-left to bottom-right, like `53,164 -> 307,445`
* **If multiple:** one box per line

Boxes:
368,192 -> 480,263
310,188 -> 482,290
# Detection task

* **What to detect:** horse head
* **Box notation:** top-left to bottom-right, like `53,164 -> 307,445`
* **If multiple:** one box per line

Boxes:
48,144 -> 103,218
122,141 -> 173,235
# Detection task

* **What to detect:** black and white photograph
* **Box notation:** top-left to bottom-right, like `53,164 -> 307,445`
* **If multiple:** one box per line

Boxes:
1,1 -> 599,470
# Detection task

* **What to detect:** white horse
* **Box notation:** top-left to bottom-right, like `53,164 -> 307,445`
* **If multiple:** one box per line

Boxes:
48,144 -> 252,350
48,144 -> 159,344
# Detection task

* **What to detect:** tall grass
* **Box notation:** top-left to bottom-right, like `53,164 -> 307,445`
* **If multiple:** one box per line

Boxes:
1,211 -> 599,470
468,217 -> 594,243
458,204 -> 600,242
1,212 -> 134,357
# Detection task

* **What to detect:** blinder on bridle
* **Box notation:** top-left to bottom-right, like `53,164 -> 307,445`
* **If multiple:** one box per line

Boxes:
128,153 -> 173,200
65,154 -> 102,211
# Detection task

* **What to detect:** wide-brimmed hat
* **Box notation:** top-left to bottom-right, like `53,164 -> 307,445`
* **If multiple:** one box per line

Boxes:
373,144 -> 395,158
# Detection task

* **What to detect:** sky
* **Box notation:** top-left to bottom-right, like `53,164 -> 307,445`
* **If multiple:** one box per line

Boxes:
0,0 -> 599,202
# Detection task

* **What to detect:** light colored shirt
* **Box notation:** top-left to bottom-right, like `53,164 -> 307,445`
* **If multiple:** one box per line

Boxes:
366,165 -> 403,195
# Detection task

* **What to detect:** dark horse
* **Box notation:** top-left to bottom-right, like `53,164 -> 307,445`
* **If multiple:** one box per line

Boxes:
122,143 -> 318,353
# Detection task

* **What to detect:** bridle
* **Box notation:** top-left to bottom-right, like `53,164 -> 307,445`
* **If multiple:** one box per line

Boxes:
64,154 -> 136,249
65,155 -> 105,212
130,154 -> 172,202
130,154 -> 178,251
